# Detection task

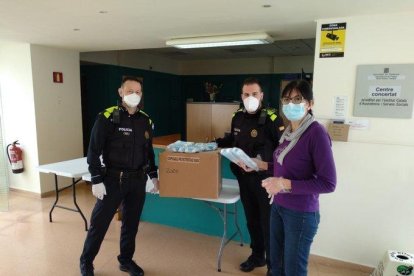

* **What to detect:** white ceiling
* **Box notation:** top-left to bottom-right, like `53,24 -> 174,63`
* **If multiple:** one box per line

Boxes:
1,0 -> 413,55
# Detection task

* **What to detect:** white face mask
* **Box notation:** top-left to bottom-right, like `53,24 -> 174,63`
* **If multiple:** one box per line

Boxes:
243,96 -> 260,113
123,93 -> 141,108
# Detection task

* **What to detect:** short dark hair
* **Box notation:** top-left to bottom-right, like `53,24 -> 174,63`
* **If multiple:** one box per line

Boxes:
282,80 -> 313,114
242,77 -> 262,91
121,76 -> 143,87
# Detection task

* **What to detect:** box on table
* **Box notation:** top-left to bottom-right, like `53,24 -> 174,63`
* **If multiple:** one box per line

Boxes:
159,150 -> 222,199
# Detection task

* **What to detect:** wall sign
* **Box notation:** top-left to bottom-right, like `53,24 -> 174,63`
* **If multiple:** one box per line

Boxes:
53,72 -> 63,83
353,64 -> 414,118
319,22 -> 346,58
333,95 -> 348,119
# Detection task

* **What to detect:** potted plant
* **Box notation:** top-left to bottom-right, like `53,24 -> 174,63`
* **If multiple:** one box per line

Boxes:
205,82 -> 223,102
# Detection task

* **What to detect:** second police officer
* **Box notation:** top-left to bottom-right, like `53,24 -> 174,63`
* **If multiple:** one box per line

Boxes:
216,77 -> 285,276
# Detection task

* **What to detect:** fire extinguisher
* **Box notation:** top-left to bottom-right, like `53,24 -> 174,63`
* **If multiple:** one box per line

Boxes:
6,140 -> 24,174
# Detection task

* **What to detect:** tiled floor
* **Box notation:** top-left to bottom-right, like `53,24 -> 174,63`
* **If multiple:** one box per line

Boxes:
0,182 -> 372,276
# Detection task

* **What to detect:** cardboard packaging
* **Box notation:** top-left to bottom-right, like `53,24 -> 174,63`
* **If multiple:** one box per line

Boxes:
327,123 -> 350,142
371,250 -> 414,276
159,150 -> 222,199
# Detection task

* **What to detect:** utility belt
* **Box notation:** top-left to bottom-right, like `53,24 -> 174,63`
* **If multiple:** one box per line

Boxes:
105,167 -> 145,179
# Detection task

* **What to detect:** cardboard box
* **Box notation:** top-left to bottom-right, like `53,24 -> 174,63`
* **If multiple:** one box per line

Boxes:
159,150 -> 222,199
328,123 -> 350,142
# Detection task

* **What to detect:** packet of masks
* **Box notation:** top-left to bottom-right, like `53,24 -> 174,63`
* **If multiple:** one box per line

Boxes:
220,147 -> 259,171
167,140 -> 194,152
167,140 -> 217,153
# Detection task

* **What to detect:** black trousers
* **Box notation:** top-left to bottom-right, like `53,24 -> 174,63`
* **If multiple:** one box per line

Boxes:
80,172 -> 147,265
231,164 -> 271,267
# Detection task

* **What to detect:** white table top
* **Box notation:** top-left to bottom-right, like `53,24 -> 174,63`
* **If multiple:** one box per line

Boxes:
37,157 -> 89,178
82,173 -> 240,204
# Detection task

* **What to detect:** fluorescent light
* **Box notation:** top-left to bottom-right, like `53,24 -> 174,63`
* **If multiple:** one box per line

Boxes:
166,33 -> 274,49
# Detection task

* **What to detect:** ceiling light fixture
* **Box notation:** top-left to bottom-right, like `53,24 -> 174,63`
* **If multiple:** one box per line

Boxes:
166,33 -> 274,49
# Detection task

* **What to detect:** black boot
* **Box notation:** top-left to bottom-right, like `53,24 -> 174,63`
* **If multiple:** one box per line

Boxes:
240,255 -> 266,272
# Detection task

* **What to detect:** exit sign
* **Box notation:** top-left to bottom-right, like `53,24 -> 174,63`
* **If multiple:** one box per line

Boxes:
53,72 -> 63,83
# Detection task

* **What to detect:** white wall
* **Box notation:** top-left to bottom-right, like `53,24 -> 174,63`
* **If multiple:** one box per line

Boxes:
31,45 -> 83,193
312,12 -> 414,267
0,42 -> 40,193
179,55 -> 314,75
0,43 -> 83,194
80,50 -> 180,75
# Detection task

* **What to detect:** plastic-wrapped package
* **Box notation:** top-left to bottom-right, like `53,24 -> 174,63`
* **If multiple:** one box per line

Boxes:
220,147 -> 259,171
220,148 -> 240,164
167,140 -> 218,153
167,140 -> 194,152
232,148 -> 259,171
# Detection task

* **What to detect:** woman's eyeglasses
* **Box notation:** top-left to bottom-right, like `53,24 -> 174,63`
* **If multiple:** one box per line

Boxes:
281,96 -> 304,105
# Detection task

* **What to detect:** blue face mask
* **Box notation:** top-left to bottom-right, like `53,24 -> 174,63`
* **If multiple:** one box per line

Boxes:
282,103 -> 306,121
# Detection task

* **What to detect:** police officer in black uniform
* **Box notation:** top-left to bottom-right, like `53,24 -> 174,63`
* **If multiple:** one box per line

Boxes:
80,76 -> 158,276
216,77 -> 284,276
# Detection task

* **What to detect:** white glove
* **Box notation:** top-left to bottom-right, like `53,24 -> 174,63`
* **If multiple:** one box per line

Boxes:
150,178 -> 159,194
92,183 -> 106,200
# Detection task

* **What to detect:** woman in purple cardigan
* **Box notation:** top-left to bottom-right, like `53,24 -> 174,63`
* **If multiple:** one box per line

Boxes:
240,80 -> 337,276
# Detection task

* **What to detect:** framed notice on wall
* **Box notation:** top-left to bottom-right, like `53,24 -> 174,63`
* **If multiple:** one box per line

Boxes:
353,64 -> 414,118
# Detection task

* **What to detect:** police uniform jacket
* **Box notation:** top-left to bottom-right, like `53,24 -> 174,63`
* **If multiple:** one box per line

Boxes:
216,106 -> 285,164
87,105 -> 158,184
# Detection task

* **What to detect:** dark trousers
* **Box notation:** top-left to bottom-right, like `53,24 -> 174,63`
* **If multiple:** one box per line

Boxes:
80,173 -> 147,265
232,164 -> 271,267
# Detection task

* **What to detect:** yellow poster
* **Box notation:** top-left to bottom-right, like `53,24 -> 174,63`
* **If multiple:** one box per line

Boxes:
320,22 -> 346,58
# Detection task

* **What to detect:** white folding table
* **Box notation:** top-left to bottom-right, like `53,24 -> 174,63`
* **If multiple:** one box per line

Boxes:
37,157 -> 89,231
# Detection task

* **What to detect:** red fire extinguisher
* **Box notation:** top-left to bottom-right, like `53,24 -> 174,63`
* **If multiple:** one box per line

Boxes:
6,140 -> 24,174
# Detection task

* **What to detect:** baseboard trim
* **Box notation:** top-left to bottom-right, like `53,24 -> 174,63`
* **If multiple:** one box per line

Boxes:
40,190 -> 56,198
310,254 -> 374,273
9,184 -> 87,198
9,188 -> 41,198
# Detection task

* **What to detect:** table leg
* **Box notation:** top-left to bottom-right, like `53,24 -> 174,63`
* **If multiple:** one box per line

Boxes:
217,203 -> 227,272
48,175 -> 88,231
205,201 -> 241,272
49,174 -> 59,222
72,178 -> 88,231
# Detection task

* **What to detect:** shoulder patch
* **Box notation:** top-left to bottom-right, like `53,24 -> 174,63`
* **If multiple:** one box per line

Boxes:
139,109 -> 149,118
265,108 -> 276,115
232,108 -> 244,118
263,108 -> 277,122
102,106 -> 118,119
139,110 -> 153,128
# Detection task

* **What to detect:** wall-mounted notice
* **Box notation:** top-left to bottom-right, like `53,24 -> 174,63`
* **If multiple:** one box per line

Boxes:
353,64 -> 414,118
319,22 -> 346,58
334,96 -> 348,119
